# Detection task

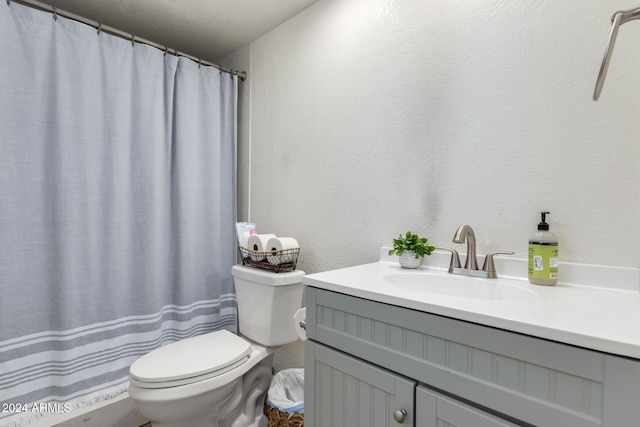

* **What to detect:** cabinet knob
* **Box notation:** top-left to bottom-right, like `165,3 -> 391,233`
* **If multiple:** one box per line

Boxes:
393,409 -> 407,423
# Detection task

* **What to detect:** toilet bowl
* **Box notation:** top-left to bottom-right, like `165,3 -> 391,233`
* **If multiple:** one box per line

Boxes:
128,265 -> 305,427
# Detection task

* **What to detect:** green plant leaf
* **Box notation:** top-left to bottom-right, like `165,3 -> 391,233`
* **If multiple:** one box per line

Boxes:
390,231 -> 436,259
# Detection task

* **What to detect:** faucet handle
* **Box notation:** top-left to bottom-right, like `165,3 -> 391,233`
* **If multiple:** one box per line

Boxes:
482,251 -> 515,278
436,247 -> 462,272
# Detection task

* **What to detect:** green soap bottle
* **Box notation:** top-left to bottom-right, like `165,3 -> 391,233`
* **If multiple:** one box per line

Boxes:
528,211 -> 558,286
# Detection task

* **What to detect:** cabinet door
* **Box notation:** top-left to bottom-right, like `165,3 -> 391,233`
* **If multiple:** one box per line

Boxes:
305,340 -> 415,427
416,386 -> 520,427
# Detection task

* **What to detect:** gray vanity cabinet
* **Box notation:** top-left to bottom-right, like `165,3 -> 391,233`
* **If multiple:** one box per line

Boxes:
305,340 -> 517,427
305,340 -> 415,426
416,386 -> 519,427
304,286 -> 640,427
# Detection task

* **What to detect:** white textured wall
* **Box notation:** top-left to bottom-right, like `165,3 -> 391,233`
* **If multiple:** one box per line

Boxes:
242,0 -> 640,277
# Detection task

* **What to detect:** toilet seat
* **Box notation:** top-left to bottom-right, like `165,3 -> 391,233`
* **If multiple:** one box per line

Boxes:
129,329 -> 252,389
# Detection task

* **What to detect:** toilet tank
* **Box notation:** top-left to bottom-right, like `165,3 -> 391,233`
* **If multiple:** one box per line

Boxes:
231,265 -> 305,347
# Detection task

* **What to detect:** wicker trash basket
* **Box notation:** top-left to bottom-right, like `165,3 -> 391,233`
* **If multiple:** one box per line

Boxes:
266,368 -> 304,427
265,403 -> 304,427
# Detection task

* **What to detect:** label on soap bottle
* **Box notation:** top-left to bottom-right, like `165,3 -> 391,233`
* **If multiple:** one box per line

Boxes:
528,242 -> 558,280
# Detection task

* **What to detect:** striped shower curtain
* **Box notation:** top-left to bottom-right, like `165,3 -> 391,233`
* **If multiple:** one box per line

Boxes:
0,3 -> 238,426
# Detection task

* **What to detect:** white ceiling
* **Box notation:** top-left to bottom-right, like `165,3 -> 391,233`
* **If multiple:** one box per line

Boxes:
34,0 -> 318,63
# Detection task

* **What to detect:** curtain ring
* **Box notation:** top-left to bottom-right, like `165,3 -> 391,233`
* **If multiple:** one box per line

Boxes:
198,58 -> 202,68
97,22 -> 102,35
131,34 -> 135,47
53,5 -> 57,21
164,46 -> 168,56
7,0 -> 11,7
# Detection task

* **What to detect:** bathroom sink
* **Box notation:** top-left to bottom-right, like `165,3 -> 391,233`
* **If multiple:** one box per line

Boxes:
382,271 -> 537,301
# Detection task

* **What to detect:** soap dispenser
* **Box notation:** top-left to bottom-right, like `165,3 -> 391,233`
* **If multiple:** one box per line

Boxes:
528,211 -> 558,286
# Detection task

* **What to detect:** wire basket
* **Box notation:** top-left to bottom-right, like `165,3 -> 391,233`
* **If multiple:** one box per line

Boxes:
238,245 -> 300,273
265,402 -> 304,427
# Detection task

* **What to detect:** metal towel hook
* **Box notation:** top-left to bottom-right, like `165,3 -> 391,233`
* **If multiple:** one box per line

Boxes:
594,6 -> 640,101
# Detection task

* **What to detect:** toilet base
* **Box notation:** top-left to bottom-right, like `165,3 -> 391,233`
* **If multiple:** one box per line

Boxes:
139,354 -> 274,427
218,357 -> 273,427
143,379 -> 242,427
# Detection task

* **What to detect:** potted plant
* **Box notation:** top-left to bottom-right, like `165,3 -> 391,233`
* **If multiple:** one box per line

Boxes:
389,231 -> 436,269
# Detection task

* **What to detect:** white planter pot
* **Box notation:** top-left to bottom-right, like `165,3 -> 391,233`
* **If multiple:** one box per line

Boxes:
399,251 -> 422,269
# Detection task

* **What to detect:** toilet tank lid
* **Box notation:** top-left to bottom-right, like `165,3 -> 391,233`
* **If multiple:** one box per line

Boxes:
129,330 -> 251,383
232,265 -> 305,286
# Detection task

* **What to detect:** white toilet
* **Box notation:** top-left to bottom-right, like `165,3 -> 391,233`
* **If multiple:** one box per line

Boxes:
128,265 -> 305,427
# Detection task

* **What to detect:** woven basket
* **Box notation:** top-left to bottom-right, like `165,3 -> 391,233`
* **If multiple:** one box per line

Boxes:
266,403 -> 304,427
238,245 -> 300,273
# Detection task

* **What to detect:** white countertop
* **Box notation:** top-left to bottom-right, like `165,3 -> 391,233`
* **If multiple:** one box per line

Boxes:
302,249 -> 640,359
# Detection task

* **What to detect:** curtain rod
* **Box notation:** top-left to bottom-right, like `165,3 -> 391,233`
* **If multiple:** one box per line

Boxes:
6,0 -> 248,81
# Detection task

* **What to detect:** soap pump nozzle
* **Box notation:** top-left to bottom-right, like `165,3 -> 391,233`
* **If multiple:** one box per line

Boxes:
538,211 -> 550,231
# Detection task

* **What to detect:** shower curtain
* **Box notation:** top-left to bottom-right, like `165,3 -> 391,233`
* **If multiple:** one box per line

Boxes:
0,3 -> 238,426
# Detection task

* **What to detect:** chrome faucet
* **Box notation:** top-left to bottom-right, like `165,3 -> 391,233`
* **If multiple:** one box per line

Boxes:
441,225 -> 514,279
593,6 -> 640,100
453,225 -> 478,270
